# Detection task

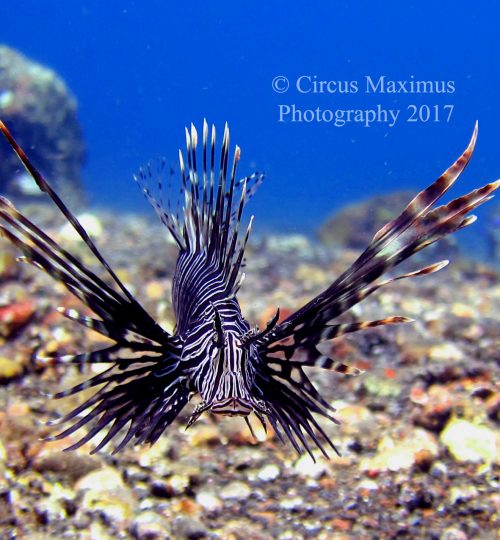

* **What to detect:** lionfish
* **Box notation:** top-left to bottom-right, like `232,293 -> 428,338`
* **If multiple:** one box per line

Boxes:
0,119 -> 497,459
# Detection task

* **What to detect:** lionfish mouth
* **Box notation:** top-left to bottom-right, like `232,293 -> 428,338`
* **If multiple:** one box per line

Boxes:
210,398 -> 253,416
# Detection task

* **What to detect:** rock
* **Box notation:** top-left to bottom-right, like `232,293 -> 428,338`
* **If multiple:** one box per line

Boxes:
0,356 -> 23,380
360,428 -> 439,472
135,436 -> 171,470
187,424 -> 221,447
222,521 -> 274,540
411,385 -> 455,432
34,484 -> 76,525
80,485 -> 137,530
449,485 -> 479,505
170,515 -> 208,540
317,192 -> 413,249
145,280 -> 166,301
195,490 -> 223,513
60,213 -> 103,241
264,234 -> 311,254
76,467 -> 137,530
485,392 -> 500,422
0,439 -> 6,464
337,403 -> 378,437
362,373 -> 402,398
218,415 -> 268,445
133,511 -> 171,540
31,444 -> 101,481
440,528 -> 468,540
0,45 -> 85,201
0,245 -> 19,280
294,263 -> 328,288
219,480 -> 252,501
0,300 -> 35,338
256,463 -> 280,482
440,418 -> 498,464
280,496 -> 304,510
428,343 -> 464,362
76,467 -> 125,492
151,473 -> 190,497
294,453 -> 329,480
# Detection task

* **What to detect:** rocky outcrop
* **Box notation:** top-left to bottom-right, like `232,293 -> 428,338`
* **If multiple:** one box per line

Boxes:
0,45 -> 85,201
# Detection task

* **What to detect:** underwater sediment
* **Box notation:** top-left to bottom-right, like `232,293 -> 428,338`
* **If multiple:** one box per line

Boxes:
0,205 -> 498,540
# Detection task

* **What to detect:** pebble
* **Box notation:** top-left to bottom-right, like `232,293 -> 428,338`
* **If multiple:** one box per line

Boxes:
76,468 -> 125,492
80,485 -> 137,530
411,384 -> 455,432
440,528 -> 468,540
0,248 -> 18,280
360,428 -> 439,472
219,481 -> 252,501
32,444 -> 101,481
187,424 -> 221,447
295,263 -> 328,287
132,511 -> 171,540
170,515 -> 208,540
294,453 -> 329,479
0,439 -> 6,467
362,373 -> 402,398
195,490 -> 223,512
145,280 -> 165,300
337,403 -> 378,437
280,496 -> 304,511
449,485 -> 479,505
34,495 -> 68,523
135,436 -> 172,470
256,463 -> 280,482
440,418 -> 498,464
151,473 -> 190,497
265,234 -> 311,254
0,356 -> 23,380
60,213 -> 103,241
356,479 -> 379,493
0,208 -> 498,538
0,300 -> 35,337
76,467 -> 137,529
428,342 -> 464,362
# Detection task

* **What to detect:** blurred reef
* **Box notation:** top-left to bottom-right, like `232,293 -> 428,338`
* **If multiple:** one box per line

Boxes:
0,45 -> 85,201
318,192 -> 415,249
317,191 -> 459,260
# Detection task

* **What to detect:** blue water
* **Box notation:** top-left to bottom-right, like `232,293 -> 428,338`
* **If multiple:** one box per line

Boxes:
1,1 -> 499,237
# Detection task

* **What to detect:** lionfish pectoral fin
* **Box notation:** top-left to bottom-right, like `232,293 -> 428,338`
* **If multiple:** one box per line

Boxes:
0,120 -> 137,305
43,355 -> 190,452
186,401 -> 211,429
253,125 -> 498,457
0,120 -> 190,453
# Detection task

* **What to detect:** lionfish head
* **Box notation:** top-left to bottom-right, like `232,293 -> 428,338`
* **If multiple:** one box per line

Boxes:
186,307 -> 274,426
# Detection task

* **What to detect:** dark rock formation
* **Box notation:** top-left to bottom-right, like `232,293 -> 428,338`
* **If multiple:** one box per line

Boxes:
0,45 -> 85,201
317,191 -> 415,249
317,190 -> 460,262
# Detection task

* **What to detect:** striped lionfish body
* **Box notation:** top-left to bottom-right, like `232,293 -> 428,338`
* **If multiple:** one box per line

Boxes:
0,119 -> 498,458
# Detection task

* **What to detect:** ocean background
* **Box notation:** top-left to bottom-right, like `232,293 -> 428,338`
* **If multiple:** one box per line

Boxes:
0,4 -> 499,538
1,1 -> 499,240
